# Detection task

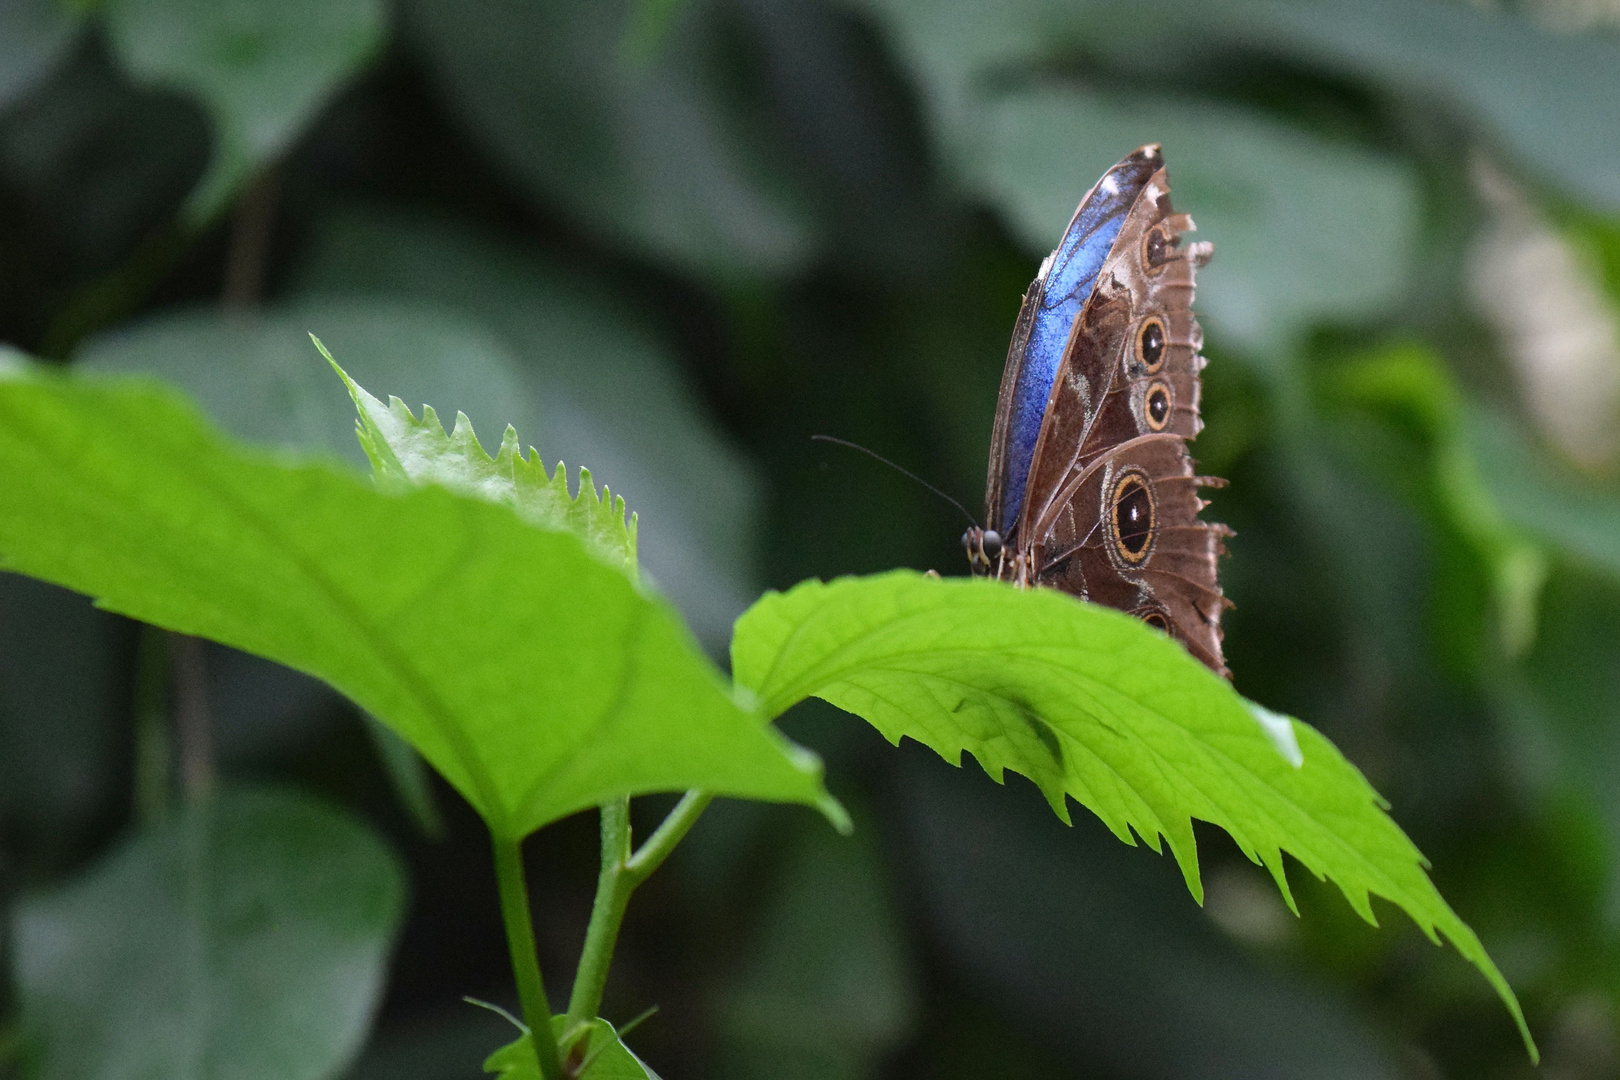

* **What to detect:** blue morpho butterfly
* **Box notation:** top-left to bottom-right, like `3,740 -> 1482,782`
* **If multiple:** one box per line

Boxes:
962,144 -> 1231,676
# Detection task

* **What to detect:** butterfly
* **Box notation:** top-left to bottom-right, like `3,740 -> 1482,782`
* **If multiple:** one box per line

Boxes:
962,144 -> 1231,677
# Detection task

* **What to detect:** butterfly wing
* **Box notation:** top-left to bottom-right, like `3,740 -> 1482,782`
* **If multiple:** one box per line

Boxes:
1014,151 -> 1230,676
984,147 -> 1162,544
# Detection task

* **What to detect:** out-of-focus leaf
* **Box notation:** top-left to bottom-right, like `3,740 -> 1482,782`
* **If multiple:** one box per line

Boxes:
858,0 -> 1620,214
0,369 -> 834,840
1229,0 -> 1620,216
0,574 -> 129,867
0,0 -> 81,111
363,712 -> 445,839
974,89 -> 1419,357
14,785 -> 406,1080
713,813 -> 918,1080
1512,568 -> 1620,922
1469,409 -> 1620,581
0,49 -> 208,286
102,0 -> 386,220
291,211 -> 763,649
344,1008 -> 518,1080
731,571 -> 1534,1054
1472,159 -> 1620,472
486,1017 -> 657,1080
404,0 -> 816,281
897,754 -> 1403,1079
1329,344 -> 1548,660
77,299 -> 540,471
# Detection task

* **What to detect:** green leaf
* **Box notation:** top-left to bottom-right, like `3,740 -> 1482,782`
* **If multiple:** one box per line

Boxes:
858,0 -> 1620,215
714,812 -> 919,1079
404,0 -> 816,280
77,300 -> 538,471
362,711 -> 445,839
731,570 -> 1535,1058
289,210 -> 768,648
0,0 -> 82,110
102,0 -> 386,220
486,1017 -> 658,1080
324,346 -> 638,578
0,368 -> 832,839
1329,344 -> 1549,659
0,574 -> 129,867
973,89 -> 1418,358
14,784 -> 405,1080
1469,409 -> 1620,583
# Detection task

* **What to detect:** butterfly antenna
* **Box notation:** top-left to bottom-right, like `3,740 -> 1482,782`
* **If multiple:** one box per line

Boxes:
811,434 -> 979,528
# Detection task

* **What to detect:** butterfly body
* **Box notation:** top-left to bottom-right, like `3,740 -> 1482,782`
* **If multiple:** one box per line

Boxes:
963,145 -> 1231,676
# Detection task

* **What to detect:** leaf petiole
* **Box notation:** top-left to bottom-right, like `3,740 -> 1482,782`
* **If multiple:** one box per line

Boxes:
566,790 -> 714,1028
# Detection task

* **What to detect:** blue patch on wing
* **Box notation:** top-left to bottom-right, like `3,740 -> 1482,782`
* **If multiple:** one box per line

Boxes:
1000,166 -> 1149,535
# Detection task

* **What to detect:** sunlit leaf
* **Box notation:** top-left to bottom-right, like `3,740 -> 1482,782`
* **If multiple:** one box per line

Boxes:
289,213 -> 764,649
897,760 -> 1406,1078
731,570 -> 1534,1056
102,0 -> 386,220
0,368 -> 833,840
486,1017 -> 657,1080
14,785 -> 405,1080
325,349 -> 638,578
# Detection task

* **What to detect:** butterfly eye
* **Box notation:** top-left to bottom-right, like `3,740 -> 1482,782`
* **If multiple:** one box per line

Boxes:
982,530 -> 1003,560
1137,319 -> 1166,373
1144,381 -> 1172,431
1110,472 -> 1155,564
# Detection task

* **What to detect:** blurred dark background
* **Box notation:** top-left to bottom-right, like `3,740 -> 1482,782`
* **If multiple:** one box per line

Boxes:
3,0 -> 1620,1077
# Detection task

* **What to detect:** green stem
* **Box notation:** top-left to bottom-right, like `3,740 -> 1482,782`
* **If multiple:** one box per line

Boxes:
566,791 -> 714,1029
491,833 -> 565,1080
627,789 -> 713,881
566,799 -> 632,1032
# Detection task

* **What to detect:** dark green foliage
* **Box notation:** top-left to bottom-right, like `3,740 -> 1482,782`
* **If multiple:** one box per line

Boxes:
13,786 -> 405,1080
1,0 -> 1617,1077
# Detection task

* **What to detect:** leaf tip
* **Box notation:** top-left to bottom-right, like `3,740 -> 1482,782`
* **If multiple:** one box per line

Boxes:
817,792 -> 853,835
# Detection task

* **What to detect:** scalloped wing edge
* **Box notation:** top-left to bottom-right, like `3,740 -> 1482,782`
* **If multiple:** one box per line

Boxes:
315,336 -> 638,576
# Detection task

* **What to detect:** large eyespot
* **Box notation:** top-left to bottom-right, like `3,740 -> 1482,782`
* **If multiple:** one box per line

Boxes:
1110,471 -> 1155,564
1144,381 -> 1172,431
1136,318 -> 1166,373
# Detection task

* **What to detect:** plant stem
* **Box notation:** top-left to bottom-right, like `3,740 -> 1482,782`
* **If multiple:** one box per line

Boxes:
566,799 -> 632,1030
133,625 -> 171,823
168,632 -> 214,803
627,789 -> 713,881
222,166 -> 279,311
566,790 -> 713,1028
491,833 -> 565,1080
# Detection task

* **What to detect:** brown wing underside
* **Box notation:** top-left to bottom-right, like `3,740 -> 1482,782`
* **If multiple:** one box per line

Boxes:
1013,161 -> 1230,676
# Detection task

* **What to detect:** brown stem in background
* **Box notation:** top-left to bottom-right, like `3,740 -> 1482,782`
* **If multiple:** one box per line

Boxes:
168,633 -> 214,803
222,167 -> 281,312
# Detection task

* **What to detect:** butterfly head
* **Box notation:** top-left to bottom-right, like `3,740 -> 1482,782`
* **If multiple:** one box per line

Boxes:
961,526 -> 1004,577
